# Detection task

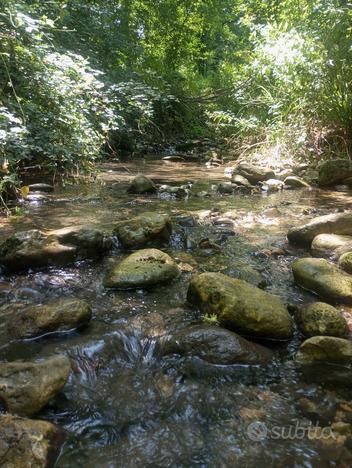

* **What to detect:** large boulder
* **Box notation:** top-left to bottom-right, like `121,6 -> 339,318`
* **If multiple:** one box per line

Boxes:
8,298 -> 92,339
127,175 -> 156,194
0,355 -> 71,416
162,325 -> 273,365
287,212 -> 352,247
339,252 -> 352,274
234,163 -> 275,184
311,233 -> 352,257
292,257 -> 352,303
187,272 -> 293,340
318,159 -> 352,186
0,226 -> 109,272
296,336 -> 352,366
231,174 -> 252,188
104,249 -> 180,289
114,212 -> 172,249
296,302 -> 348,337
0,414 -> 64,468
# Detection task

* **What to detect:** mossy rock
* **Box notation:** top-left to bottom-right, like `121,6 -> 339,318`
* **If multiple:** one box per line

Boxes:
187,272 -> 293,340
296,302 -> 348,337
104,248 -> 180,289
8,298 -> 92,339
127,175 -> 156,194
296,336 -> 352,366
339,252 -> 352,274
292,257 -> 352,304
114,212 -> 172,249
318,159 -> 352,186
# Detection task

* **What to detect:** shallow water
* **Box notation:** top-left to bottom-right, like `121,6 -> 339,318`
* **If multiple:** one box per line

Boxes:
1,158 -> 352,467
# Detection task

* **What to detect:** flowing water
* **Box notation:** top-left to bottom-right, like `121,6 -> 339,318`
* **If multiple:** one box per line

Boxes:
1,158 -> 352,467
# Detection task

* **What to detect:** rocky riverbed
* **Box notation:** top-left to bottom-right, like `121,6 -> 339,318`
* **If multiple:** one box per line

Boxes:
1,156 -> 352,467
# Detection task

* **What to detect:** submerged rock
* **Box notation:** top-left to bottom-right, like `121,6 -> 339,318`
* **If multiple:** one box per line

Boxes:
187,272 -> 293,340
163,325 -> 273,365
339,252 -> 352,274
296,336 -> 352,366
0,226 -> 109,272
0,355 -> 71,416
114,212 -> 172,249
292,257 -> 352,304
234,163 -> 275,184
104,249 -> 180,289
318,159 -> 352,187
296,302 -> 348,337
0,414 -> 64,468
287,212 -> 352,247
284,176 -> 311,188
311,234 -> 352,257
127,175 -> 156,194
8,298 -> 92,339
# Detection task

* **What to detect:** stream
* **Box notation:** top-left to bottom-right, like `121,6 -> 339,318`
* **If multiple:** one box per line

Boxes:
1,157 -> 352,467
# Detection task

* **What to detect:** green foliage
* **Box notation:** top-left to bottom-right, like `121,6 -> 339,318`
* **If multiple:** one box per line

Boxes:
1,0 -> 352,188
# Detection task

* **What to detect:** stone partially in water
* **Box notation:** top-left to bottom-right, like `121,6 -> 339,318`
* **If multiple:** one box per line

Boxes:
127,175 -> 156,194
231,174 -> 252,188
0,226 -> 109,272
163,325 -> 273,365
296,336 -> 352,366
261,179 -> 284,192
339,252 -> 352,274
114,212 -> 172,249
318,159 -> 352,187
292,257 -> 352,304
28,183 -> 54,193
234,163 -> 275,184
187,272 -> 293,340
8,298 -> 92,339
297,302 -> 348,337
287,212 -> 352,247
311,234 -> 352,257
104,249 -> 180,289
284,176 -> 311,188
217,182 -> 233,194
0,355 -> 71,416
0,414 -> 64,468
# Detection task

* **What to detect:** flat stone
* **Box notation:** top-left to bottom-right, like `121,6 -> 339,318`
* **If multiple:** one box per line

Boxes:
284,176 -> 311,188
0,355 -> 71,416
311,234 -> 352,257
292,257 -> 352,304
287,212 -> 352,247
28,183 -> 54,193
187,272 -> 293,340
0,226 -> 109,272
114,212 -> 172,249
8,298 -> 92,339
104,248 -> 180,289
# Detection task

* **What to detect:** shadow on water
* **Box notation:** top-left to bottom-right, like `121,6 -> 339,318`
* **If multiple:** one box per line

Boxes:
1,159 -> 352,467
